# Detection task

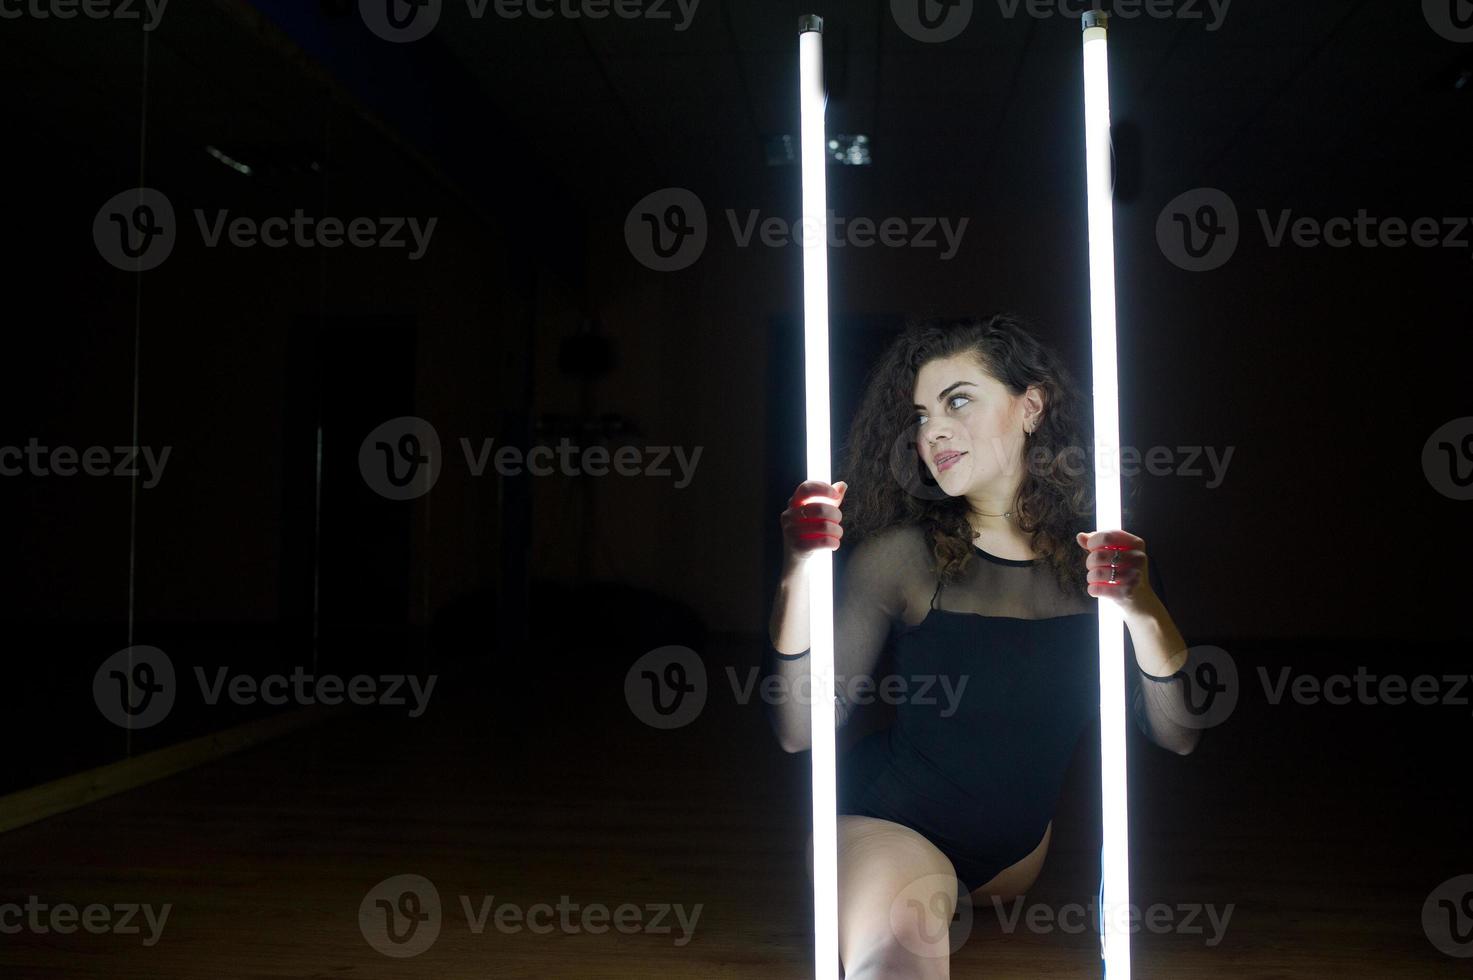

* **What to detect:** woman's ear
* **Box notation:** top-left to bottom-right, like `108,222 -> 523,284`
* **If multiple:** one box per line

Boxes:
1021,384 -> 1046,425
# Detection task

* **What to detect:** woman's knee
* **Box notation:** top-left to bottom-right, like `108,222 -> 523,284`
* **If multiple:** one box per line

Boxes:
881,875 -> 958,958
836,818 -> 960,969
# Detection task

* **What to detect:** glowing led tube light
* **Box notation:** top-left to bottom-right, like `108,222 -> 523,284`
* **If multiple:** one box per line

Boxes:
1081,11 -> 1132,979
797,14 -> 839,980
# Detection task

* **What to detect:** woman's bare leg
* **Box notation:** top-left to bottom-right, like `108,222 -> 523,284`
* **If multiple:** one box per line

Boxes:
805,818 -> 1056,976
808,815 -> 960,979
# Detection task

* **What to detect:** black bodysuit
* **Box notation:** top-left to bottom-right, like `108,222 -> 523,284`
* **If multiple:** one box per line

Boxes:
771,522 -> 1181,893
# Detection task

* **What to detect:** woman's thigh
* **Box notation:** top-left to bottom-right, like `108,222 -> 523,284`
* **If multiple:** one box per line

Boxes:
808,815 -> 962,971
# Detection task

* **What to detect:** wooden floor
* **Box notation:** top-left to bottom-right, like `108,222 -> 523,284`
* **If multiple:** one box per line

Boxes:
0,633 -> 1466,978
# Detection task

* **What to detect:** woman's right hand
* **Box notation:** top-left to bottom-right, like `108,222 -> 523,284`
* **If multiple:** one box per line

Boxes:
780,479 -> 848,566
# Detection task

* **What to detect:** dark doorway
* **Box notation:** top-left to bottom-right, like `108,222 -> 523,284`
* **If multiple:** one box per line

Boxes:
284,315 -> 418,673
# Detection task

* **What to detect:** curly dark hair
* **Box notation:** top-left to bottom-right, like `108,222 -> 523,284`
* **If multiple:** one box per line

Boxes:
838,312 -> 1139,599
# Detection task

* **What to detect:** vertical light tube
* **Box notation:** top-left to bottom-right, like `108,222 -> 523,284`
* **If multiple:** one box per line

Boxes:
1082,11 -> 1131,979
798,14 -> 839,980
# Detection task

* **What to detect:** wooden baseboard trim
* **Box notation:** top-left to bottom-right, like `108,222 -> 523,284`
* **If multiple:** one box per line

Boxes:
0,706 -> 338,834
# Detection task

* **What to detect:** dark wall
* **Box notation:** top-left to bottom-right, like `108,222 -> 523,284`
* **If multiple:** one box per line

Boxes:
3,1 -> 1468,799
0,3 -> 564,791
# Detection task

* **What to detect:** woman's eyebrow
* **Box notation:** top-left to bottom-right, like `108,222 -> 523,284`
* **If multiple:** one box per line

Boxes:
913,380 -> 976,409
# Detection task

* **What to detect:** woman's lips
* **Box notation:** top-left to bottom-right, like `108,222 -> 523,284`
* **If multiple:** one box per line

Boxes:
935,450 -> 965,473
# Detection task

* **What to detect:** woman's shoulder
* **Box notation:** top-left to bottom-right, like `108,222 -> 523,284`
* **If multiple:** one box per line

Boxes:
841,522 -> 933,619
845,522 -> 933,578
853,521 -> 928,554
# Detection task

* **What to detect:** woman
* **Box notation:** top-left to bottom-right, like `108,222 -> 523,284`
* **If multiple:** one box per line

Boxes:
766,313 -> 1200,978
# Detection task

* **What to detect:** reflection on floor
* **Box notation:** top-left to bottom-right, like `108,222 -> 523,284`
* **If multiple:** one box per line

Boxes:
0,635 -> 1465,978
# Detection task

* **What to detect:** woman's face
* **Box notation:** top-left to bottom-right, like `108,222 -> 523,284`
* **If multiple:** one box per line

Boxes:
912,352 -> 1035,499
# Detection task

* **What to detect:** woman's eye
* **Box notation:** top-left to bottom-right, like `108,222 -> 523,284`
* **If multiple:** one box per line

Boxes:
916,395 -> 968,425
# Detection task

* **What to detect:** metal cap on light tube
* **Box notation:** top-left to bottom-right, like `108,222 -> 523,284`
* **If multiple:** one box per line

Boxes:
799,13 -> 823,33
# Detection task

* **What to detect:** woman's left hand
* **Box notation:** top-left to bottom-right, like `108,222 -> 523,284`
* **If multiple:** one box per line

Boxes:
1075,529 -> 1155,613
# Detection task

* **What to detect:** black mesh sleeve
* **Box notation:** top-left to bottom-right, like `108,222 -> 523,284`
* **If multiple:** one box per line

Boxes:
1126,554 -> 1199,751
765,525 -> 916,734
